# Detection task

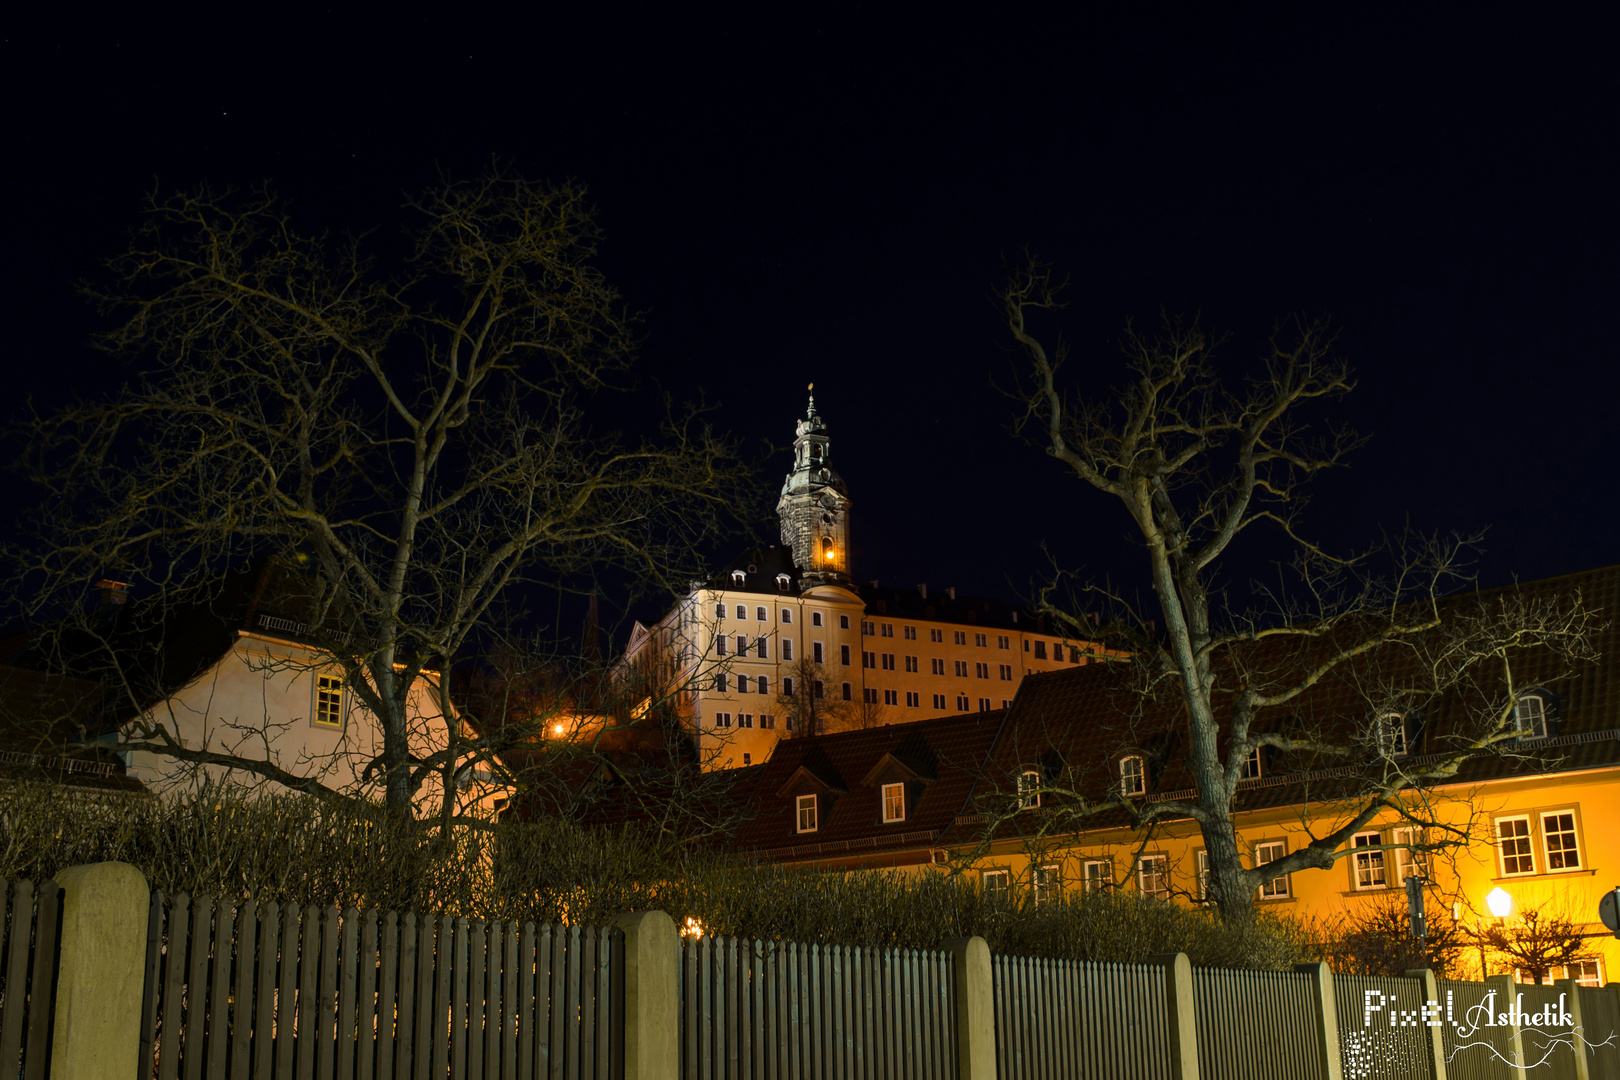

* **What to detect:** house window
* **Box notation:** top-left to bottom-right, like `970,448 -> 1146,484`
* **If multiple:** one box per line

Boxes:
796,795 -> 818,833
1393,826 -> 1427,883
864,651 -> 876,668
931,658 -> 945,674
1033,864 -> 1060,906
842,644 -> 852,665
905,691 -> 919,707
315,675 -> 345,727
737,713 -> 753,728
759,715 -> 775,729
1018,769 -> 1040,809
757,638 -> 769,659
813,642 -> 824,663
884,689 -> 898,705
714,712 -> 732,728
864,687 -> 878,703
735,605 -> 746,619
956,694 -> 970,711
1082,860 -> 1110,894
879,623 -> 892,637
736,675 -> 750,694
954,631 -> 967,645
1119,755 -> 1145,796
930,694 -> 944,708
743,753 -> 752,765
954,660 -> 968,676
840,615 -> 850,629
998,636 -> 1010,649
812,612 -> 823,627
999,664 -> 1013,680
882,653 -> 895,670
1377,713 -> 1407,758
905,655 -> 918,672
781,608 -> 792,623
1254,840 -> 1289,899
716,602 -> 726,620
714,673 -> 728,693
1352,832 -> 1386,889
978,697 -> 992,712
1568,960 -> 1604,987
904,626 -> 917,640
882,782 -> 906,823
863,621 -> 875,635
1137,856 -> 1168,899
1034,642 -> 1046,659
975,662 -> 989,678
1496,816 -> 1535,876
782,639 -> 793,660
735,634 -> 748,655
982,869 -> 1010,904
1196,851 -> 1212,901
715,634 -> 727,656
1515,693 -> 1548,739
757,676 -> 770,695
1541,811 -> 1581,871
782,677 -> 794,697
930,628 -> 944,643
974,633 -> 987,647
1240,746 -> 1262,779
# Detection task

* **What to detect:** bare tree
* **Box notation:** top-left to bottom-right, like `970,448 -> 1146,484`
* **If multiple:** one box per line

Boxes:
997,259 -> 1599,926
11,171 -> 751,825
1476,905 -> 1595,984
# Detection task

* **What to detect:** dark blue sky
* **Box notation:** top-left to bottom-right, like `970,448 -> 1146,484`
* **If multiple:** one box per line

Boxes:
4,7 -> 1616,637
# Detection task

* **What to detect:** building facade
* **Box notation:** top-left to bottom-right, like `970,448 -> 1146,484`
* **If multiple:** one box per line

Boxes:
619,392 -> 1110,770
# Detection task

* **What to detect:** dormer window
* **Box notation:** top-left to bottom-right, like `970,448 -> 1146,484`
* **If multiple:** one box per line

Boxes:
732,570 -> 746,585
1377,713 -> 1408,758
1018,769 -> 1040,809
1119,755 -> 1145,796
882,782 -> 906,823
796,794 -> 818,833
1514,693 -> 1548,740
1240,746 -> 1262,780
777,574 -> 792,593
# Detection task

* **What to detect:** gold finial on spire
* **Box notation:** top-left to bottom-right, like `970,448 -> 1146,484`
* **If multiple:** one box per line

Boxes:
808,382 -> 814,390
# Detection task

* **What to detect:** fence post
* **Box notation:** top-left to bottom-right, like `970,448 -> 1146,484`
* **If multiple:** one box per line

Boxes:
1403,968 -> 1449,1080
1486,974 -> 1528,1078
1293,962 -> 1344,1080
1559,976 -> 1590,1080
50,861 -> 150,1080
614,910 -> 679,1080
1150,952 -> 1199,1080
945,937 -> 995,1080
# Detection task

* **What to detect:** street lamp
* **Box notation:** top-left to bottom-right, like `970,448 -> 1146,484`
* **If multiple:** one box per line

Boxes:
1486,887 -> 1513,918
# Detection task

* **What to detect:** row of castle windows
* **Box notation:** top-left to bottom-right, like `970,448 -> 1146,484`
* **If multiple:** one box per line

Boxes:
709,672 -> 1004,714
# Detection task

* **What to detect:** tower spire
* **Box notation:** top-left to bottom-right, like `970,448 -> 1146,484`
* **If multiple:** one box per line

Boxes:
777,387 -> 851,587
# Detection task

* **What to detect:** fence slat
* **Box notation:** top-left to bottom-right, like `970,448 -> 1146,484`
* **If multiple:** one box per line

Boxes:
519,923 -> 537,1080
1,880 -> 34,1076
156,892 -> 188,1080
504,920 -> 521,1080
21,880 -> 59,1080
296,906 -> 320,1080
180,894 -> 213,1080
275,904 -> 299,1080
139,889 -> 165,1078
254,901 -> 279,1080
464,919 -> 481,1080
485,920 -> 502,1080
394,911 -> 417,1080
357,910 -> 379,1080
549,924 -> 567,1080
229,901 -> 257,1080
433,915 -> 454,1080
412,913 -> 436,1080
338,907 -> 360,1080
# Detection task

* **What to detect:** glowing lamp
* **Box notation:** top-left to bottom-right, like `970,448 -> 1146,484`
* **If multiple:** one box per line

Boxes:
552,722 -> 565,736
1485,887 -> 1513,918
824,549 -> 835,560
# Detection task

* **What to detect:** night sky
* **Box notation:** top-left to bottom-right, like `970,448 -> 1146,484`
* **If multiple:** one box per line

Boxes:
5,9 -> 1617,640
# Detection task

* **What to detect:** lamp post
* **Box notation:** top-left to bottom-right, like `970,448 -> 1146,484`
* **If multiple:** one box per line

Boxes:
1481,887 -> 1513,981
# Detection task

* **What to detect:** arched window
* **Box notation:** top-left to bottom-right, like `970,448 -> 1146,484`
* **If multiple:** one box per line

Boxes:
1514,693 -> 1548,740
1119,755 -> 1145,796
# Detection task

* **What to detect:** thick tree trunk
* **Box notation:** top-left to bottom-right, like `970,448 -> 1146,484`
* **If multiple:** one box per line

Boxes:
1200,813 -> 1255,927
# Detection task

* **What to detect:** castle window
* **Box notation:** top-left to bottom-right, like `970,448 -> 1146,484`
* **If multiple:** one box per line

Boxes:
782,677 -> 794,697
1514,693 -> 1548,740
931,658 -> 945,674
865,687 -> 878,703
974,633 -> 987,647
735,604 -> 747,619
842,682 -> 852,700
999,664 -> 1012,680
715,634 -> 727,656
881,623 -> 894,637
1034,642 -> 1047,659
841,644 -> 851,665
1119,755 -> 1145,796
813,612 -> 823,627
736,675 -> 750,693
760,715 -> 775,730
978,697 -> 991,712
904,626 -> 917,640
757,637 -> 769,659
956,694 -> 969,711
813,680 -> 824,699
954,660 -> 968,676
998,636 -> 1010,649
881,653 -> 895,670
905,655 -> 918,672
757,675 -> 770,695
906,691 -> 919,706
931,628 -> 943,643
737,713 -> 753,728
813,642 -> 824,663
840,615 -> 850,629
781,608 -> 792,623
975,662 -> 989,679
715,673 -> 728,692
714,712 -> 731,728
736,634 -> 748,654
884,689 -> 898,705
782,639 -> 793,660
933,693 -> 946,709
954,631 -> 967,645
716,603 -> 726,620
756,606 -> 767,621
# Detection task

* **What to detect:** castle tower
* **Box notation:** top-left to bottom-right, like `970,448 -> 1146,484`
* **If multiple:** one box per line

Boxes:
777,385 -> 851,587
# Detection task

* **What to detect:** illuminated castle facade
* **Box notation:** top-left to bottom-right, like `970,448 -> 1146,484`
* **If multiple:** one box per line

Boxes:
619,391 -> 1108,769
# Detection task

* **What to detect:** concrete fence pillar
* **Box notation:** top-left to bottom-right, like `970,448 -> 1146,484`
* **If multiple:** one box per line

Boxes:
1486,974 -> 1528,1078
614,910 -> 680,1080
1402,968 -> 1449,1080
1294,962 -> 1344,1080
945,937 -> 996,1080
1151,952 -> 1200,1080
50,861 -> 150,1080
1559,976 -> 1591,1080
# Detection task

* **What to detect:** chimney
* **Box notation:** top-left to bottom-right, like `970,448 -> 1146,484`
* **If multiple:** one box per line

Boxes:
95,580 -> 128,606
917,583 -> 927,599
1011,611 -> 1019,624
946,586 -> 956,601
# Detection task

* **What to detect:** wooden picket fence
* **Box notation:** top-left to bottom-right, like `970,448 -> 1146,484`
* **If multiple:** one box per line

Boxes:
681,936 -> 956,1080
0,877 -> 62,1080
992,954 -> 1171,1080
137,892 -> 622,1080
